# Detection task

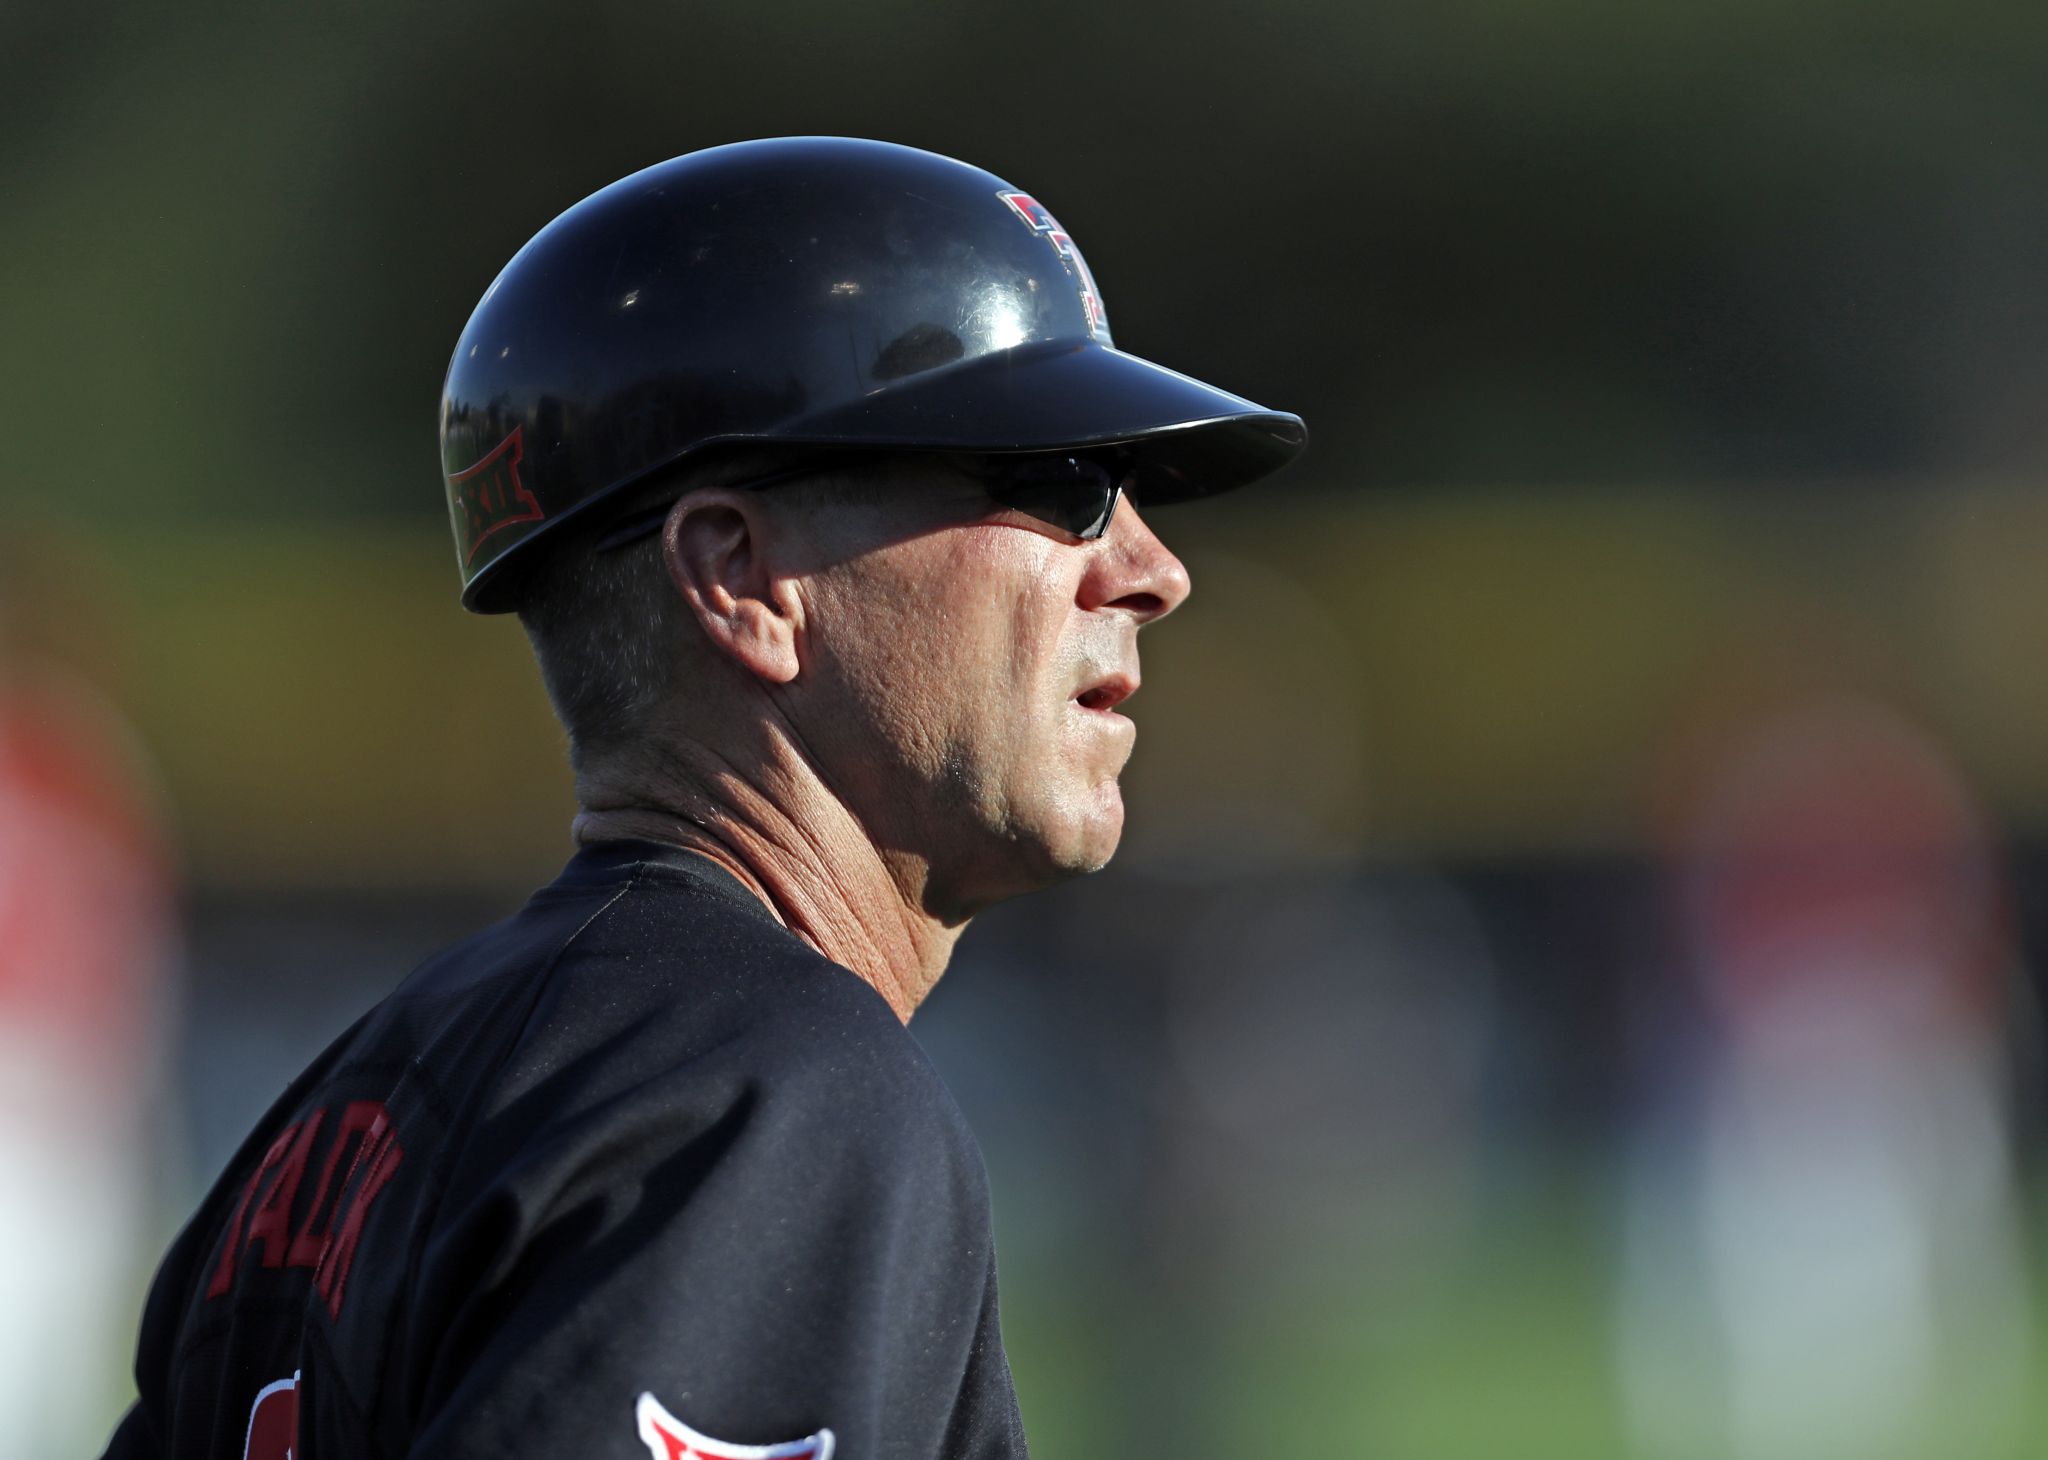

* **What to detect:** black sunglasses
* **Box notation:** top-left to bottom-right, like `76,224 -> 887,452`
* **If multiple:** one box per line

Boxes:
594,451 -> 1135,553
967,453 -> 1131,539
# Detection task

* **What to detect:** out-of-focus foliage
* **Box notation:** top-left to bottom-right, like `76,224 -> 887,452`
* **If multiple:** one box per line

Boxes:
43,480 -> 2048,885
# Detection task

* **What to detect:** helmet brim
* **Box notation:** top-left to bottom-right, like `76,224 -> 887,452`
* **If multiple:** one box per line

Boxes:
761,339 -> 1307,501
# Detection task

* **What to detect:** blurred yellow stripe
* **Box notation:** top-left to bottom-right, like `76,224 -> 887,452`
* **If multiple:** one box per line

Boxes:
85,481 -> 2048,888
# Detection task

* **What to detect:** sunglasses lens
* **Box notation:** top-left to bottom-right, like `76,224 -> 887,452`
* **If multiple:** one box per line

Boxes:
982,456 -> 1122,538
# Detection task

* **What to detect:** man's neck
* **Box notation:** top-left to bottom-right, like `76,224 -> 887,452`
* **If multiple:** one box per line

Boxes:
568,743 -> 962,1022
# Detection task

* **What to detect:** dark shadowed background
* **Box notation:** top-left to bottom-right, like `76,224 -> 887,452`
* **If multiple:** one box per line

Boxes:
6,2 -> 2048,1456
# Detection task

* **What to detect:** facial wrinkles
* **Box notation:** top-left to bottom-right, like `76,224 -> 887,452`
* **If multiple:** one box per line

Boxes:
981,542 -> 1068,834
799,508 -> 1120,895
1050,622 -> 1139,875
945,524 -> 1134,881
799,527 -> 997,836
919,525 -> 1064,837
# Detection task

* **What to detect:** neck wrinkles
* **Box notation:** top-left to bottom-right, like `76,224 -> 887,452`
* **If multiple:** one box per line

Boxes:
569,736 -> 961,1022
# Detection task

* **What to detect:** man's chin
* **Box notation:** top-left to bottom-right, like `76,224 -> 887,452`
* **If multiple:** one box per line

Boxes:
1037,779 -> 1127,880
936,786 -> 1125,917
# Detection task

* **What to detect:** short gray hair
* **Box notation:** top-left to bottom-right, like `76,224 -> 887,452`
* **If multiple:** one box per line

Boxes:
517,511 -> 682,770
515,451 -> 885,769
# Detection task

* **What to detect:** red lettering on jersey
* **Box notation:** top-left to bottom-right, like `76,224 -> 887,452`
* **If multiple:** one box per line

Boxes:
448,425 -> 544,566
242,1373 -> 299,1460
207,1098 -> 404,1318
245,1109 -> 323,1268
288,1099 -> 384,1265
314,1104 -> 404,1320
635,1392 -> 835,1460
207,1125 -> 299,1297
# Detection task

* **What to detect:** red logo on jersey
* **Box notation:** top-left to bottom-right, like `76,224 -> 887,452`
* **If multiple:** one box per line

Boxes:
242,1372 -> 299,1460
635,1392 -> 835,1460
448,424 -> 545,567
998,190 -> 1112,343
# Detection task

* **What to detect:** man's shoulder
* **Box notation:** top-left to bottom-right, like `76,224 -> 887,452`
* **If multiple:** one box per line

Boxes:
387,839 -> 892,1062
501,840 -> 925,1081
440,840 -> 977,1189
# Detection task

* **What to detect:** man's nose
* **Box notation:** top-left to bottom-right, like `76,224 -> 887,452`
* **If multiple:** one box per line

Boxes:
1078,495 -> 1192,623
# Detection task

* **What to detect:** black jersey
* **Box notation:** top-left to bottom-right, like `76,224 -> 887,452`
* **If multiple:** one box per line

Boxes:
103,840 -> 1029,1460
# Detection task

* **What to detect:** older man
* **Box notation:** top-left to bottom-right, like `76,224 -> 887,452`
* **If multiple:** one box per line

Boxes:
105,139 -> 1302,1460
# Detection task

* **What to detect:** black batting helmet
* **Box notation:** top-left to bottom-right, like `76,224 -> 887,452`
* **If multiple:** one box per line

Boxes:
439,137 -> 1306,612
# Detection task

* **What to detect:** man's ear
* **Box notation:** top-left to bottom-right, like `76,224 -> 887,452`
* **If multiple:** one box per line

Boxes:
661,492 -> 804,685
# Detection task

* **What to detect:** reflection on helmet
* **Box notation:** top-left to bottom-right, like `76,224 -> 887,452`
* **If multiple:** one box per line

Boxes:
439,137 -> 1306,612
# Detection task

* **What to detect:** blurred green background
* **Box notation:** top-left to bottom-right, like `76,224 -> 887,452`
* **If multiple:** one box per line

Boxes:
6,2 -> 2048,1456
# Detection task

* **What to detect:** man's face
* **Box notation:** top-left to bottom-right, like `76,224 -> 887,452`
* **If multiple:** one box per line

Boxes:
790,464 -> 1192,920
